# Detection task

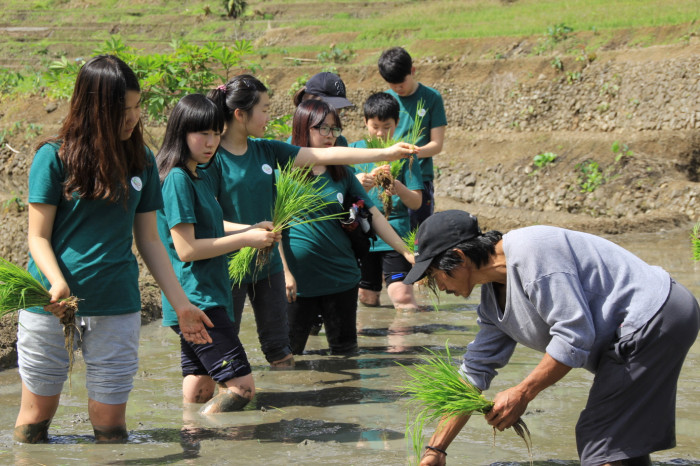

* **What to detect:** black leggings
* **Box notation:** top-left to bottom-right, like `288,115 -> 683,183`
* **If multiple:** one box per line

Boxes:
287,286 -> 359,355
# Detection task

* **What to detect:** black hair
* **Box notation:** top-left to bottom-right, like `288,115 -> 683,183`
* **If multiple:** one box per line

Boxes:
378,47 -> 413,84
363,92 -> 400,123
156,94 -> 225,182
207,74 -> 267,123
429,230 -> 503,275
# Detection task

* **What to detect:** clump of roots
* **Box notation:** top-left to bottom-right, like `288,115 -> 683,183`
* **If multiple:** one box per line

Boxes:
59,297 -> 81,389
375,171 -> 394,219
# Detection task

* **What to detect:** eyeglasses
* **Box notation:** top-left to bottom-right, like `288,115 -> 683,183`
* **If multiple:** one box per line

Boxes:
314,124 -> 342,137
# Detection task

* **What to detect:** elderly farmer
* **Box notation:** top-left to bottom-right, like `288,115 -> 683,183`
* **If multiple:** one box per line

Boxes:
404,210 -> 699,466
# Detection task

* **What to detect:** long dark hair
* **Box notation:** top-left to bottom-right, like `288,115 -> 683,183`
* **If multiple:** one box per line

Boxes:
41,54 -> 147,202
156,94 -> 225,182
291,100 -> 346,181
207,74 -> 267,124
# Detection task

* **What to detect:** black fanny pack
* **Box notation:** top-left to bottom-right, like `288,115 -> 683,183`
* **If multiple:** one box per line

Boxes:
340,197 -> 376,264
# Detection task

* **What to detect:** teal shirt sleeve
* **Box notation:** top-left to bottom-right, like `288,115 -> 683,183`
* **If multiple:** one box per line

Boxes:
135,148 -> 164,213
28,143 -> 63,204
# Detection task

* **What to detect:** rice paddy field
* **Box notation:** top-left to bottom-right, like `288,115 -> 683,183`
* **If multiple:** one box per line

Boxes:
0,229 -> 698,465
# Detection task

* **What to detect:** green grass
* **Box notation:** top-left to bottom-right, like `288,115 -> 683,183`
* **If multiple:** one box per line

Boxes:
1,0 -> 697,73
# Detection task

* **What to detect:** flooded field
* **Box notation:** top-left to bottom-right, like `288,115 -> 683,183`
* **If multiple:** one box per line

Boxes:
0,228 -> 698,465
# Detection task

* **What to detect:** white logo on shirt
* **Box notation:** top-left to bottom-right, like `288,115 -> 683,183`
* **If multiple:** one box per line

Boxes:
130,176 -> 143,191
337,193 -> 344,205
262,164 -> 273,175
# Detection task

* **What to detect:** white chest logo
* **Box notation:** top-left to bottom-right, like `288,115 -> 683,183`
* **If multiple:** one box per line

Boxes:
130,176 -> 143,191
336,193 -> 344,205
262,164 -> 273,175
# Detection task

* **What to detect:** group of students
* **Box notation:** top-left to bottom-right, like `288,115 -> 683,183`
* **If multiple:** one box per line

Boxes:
14,46 -> 447,442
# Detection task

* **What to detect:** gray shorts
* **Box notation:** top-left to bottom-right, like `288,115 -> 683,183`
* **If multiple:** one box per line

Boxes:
576,279 -> 700,465
17,310 -> 141,404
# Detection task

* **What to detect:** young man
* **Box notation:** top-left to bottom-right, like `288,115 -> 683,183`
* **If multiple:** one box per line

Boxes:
404,210 -> 700,466
378,46 -> 447,229
352,92 -> 423,311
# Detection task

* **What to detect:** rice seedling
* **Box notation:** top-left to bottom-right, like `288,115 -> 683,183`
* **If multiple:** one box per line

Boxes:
403,99 -> 426,172
228,162 -> 345,286
691,221 -> 700,262
0,257 -> 80,384
402,227 -> 418,253
398,343 -> 532,462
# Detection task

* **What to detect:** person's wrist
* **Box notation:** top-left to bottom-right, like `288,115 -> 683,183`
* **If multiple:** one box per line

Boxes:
425,445 -> 447,456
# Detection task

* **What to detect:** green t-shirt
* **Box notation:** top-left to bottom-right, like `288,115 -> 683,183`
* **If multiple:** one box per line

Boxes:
286,134 -> 349,147
27,142 -> 163,316
351,141 -> 422,252
387,83 -> 447,181
281,167 -> 374,297
206,138 -> 300,283
157,167 -> 233,326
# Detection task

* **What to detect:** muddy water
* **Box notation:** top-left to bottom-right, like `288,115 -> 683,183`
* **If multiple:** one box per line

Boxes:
0,228 -> 698,465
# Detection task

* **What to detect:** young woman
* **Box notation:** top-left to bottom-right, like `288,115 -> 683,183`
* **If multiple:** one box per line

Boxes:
206,74 -> 416,368
156,94 -> 279,413
282,100 -> 414,354
15,55 -> 210,444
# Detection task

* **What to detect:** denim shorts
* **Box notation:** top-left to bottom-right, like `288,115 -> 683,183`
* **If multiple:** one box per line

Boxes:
17,310 -> 141,404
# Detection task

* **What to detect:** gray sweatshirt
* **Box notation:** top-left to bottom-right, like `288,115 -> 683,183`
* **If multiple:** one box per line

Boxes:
462,226 -> 670,391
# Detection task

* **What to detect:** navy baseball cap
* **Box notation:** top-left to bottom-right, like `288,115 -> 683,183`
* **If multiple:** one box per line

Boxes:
305,72 -> 354,109
403,210 -> 482,284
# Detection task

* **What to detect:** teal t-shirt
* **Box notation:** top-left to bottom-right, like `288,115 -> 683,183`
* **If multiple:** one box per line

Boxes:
351,140 -> 422,252
387,83 -> 447,181
286,134 -> 349,147
206,138 -> 300,284
27,142 -> 163,316
157,167 -> 234,326
281,167 -> 374,297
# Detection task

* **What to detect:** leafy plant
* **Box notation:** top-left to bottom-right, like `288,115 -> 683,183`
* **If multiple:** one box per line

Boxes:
264,114 -> 292,140
317,45 -> 355,64
576,160 -> 604,192
533,152 -> 557,169
611,140 -> 633,162
398,343 -> 532,459
228,162 -> 345,285
691,221 -> 700,262
223,0 -> 247,18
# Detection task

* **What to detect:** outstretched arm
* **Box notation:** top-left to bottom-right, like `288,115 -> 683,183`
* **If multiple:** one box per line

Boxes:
294,142 -> 418,166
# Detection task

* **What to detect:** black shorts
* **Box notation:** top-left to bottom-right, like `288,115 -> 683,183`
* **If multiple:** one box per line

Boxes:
171,306 -> 252,383
575,279 -> 700,465
359,250 -> 412,292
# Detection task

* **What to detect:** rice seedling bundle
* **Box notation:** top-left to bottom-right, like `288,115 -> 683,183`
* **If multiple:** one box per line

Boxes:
228,162 -> 345,286
399,343 -> 532,463
691,221 -> 700,262
0,257 -> 80,382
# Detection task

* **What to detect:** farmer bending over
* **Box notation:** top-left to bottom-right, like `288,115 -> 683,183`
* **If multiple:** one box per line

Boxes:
404,210 -> 699,466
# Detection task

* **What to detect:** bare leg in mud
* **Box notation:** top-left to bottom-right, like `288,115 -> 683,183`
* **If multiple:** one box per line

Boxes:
88,399 -> 128,443
198,373 -> 255,414
14,383 -> 59,443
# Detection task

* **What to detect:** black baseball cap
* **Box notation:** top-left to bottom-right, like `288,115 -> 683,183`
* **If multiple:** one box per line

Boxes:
305,72 -> 354,109
403,210 -> 482,284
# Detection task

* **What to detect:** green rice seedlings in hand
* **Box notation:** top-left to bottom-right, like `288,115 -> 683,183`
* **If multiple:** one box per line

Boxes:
399,343 -> 532,461
228,162 -> 345,285
691,221 -> 700,262
0,257 -> 80,382
403,99 -> 426,172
